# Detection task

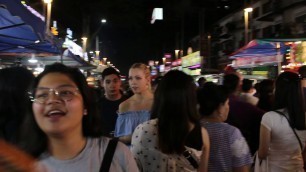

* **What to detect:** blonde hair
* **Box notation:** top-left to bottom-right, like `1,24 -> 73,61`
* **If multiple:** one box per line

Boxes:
130,63 -> 152,90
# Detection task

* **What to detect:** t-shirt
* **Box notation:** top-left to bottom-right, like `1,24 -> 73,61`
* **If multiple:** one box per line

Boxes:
239,92 -> 259,106
39,137 -> 139,172
261,110 -> 306,171
201,121 -> 253,172
226,95 -> 265,155
98,96 -> 127,137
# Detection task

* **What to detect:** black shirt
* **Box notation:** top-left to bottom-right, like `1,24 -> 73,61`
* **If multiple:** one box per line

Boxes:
98,95 -> 127,137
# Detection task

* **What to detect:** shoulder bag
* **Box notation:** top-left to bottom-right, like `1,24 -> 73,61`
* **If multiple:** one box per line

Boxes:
253,151 -> 268,172
182,148 -> 199,169
99,138 -> 119,172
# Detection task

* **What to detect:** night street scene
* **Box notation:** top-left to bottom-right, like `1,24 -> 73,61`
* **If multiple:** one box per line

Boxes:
0,0 -> 306,171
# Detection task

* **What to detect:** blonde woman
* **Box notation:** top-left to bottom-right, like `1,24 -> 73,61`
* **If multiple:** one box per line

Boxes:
115,63 -> 153,145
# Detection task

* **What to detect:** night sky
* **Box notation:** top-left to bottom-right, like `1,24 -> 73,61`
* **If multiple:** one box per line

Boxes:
28,0 -> 244,75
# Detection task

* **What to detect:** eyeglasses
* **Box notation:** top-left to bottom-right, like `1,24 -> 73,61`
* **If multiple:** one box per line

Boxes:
30,86 -> 80,104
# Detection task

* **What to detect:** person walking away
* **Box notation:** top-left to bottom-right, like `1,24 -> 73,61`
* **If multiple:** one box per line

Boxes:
198,82 -> 252,171
256,79 -> 275,111
258,71 -> 306,171
131,70 -> 209,171
223,73 -> 265,155
239,79 -> 259,106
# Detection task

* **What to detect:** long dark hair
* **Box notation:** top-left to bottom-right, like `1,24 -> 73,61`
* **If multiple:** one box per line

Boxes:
273,71 -> 305,130
151,70 -> 200,154
0,67 -> 34,144
19,63 -> 103,157
257,79 -> 274,111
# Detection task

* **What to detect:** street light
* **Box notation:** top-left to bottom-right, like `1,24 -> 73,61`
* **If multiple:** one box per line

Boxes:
89,19 -> 107,51
43,0 -> 53,33
244,7 -> 253,45
101,18 -> 107,23
175,49 -> 180,59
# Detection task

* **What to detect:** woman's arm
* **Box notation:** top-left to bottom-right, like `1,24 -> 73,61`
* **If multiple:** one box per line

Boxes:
198,127 -> 210,172
258,124 -> 270,159
233,165 -> 250,172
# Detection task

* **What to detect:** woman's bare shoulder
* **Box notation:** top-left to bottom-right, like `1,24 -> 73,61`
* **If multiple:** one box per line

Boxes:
118,98 -> 132,113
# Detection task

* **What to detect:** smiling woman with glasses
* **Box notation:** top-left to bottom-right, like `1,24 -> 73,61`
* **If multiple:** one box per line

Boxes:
19,63 -> 138,172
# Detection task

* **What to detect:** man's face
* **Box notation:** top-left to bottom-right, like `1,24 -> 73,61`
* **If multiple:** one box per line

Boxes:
101,74 -> 121,97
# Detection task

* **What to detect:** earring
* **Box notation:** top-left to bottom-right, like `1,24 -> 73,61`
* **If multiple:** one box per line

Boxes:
83,109 -> 88,115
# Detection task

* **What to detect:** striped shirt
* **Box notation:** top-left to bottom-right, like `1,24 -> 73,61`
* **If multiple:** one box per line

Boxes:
201,120 -> 253,172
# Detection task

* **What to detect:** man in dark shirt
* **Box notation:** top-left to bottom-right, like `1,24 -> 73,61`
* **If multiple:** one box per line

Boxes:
98,67 -> 127,137
223,73 -> 265,155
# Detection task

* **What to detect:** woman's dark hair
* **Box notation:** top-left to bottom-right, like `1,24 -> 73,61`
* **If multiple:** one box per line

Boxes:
223,74 -> 240,94
20,63 -> 102,157
151,70 -> 199,154
0,67 -> 34,144
257,79 -> 274,111
273,71 -> 305,130
197,82 -> 229,116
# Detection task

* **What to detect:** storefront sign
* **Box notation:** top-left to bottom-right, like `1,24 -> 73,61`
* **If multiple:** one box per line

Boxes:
181,51 -> 202,68
232,55 -> 281,67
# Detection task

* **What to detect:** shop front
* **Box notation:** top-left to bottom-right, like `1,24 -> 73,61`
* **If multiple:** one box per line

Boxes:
231,55 -> 280,80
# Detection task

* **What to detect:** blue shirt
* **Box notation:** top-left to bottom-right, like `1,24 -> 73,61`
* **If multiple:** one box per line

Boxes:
201,121 -> 253,171
114,110 -> 150,137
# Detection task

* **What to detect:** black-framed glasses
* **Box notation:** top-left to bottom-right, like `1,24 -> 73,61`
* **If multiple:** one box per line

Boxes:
29,86 -> 80,104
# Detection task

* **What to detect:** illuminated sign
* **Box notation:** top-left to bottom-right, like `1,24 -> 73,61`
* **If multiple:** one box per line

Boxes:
151,8 -> 163,24
181,51 -> 202,68
232,55 -> 281,67
51,27 -> 58,36
67,28 -> 73,39
63,39 -> 84,57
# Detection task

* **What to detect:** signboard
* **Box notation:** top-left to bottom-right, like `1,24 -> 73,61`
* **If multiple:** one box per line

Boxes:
232,55 -> 281,68
181,51 -> 201,68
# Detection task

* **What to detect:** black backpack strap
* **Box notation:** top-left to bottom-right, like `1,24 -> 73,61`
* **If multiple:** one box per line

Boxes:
99,138 -> 119,172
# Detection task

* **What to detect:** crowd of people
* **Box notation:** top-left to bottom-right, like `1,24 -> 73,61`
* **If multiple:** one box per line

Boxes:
0,62 -> 306,172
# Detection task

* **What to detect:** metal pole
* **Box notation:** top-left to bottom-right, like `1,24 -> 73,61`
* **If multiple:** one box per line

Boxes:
96,36 -> 99,52
180,12 -> 184,58
46,3 -> 52,33
277,42 -> 282,75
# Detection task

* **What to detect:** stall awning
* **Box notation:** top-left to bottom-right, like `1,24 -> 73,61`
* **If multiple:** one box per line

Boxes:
0,0 -> 45,40
229,39 -> 289,59
0,5 -> 59,55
